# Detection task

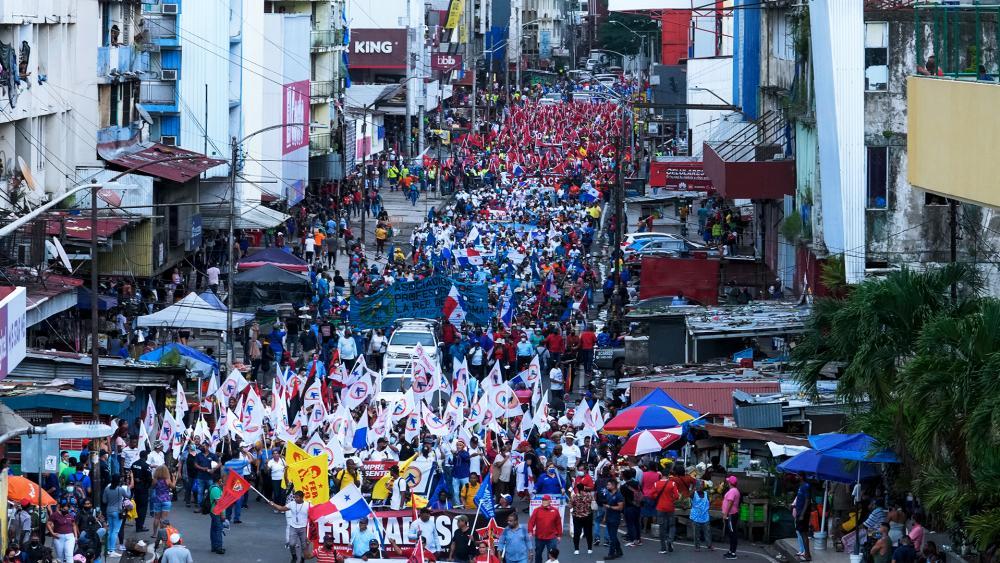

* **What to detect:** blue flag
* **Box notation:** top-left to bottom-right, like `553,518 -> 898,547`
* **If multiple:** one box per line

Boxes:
474,472 -> 495,518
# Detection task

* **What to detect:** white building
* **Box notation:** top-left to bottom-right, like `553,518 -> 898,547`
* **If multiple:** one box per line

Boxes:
0,0 -> 100,206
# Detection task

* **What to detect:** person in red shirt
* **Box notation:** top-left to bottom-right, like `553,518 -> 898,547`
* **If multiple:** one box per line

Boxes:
314,533 -> 339,563
528,495 -> 563,563
651,469 -> 681,554
579,325 -> 597,377
473,541 -> 502,563
544,329 -> 565,367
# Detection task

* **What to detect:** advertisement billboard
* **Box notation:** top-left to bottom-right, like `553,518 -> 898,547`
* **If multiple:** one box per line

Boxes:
431,53 -> 463,72
279,15 -> 311,207
0,286 -> 27,381
347,29 -> 408,69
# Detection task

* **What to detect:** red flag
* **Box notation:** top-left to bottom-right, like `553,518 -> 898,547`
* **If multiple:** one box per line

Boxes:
212,470 -> 252,515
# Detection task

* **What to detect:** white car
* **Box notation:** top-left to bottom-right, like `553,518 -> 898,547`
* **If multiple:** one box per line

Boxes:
381,319 -> 441,401
539,92 -> 563,105
621,232 -> 674,249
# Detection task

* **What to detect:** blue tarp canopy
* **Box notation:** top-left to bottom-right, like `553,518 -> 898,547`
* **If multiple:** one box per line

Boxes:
199,291 -> 226,311
808,433 -> 900,463
139,342 -> 218,379
777,449 -> 881,483
77,287 -> 117,311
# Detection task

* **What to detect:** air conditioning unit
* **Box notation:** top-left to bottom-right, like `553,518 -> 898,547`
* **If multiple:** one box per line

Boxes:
160,69 -> 177,81
161,3 -> 179,15
160,135 -> 177,146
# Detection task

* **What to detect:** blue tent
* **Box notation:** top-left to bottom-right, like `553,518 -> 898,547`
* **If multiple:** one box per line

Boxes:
777,449 -> 881,483
622,388 -> 700,418
77,287 -> 117,311
140,343 -> 218,379
199,291 -> 226,311
808,433 -> 900,463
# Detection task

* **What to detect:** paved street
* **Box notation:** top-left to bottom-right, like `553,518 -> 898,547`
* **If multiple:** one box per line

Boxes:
159,497 -> 779,563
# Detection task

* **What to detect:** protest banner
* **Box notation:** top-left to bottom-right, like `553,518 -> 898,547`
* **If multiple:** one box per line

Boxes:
363,460 -> 397,481
313,508 -> 487,557
349,274 -> 491,329
528,493 -> 566,518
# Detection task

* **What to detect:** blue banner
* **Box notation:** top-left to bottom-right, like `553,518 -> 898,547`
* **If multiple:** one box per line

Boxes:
349,274 -> 491,329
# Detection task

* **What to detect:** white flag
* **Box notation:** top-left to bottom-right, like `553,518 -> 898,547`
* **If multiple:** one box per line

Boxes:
216,368 -> 249,404
144,395 -> 157,435
138,420 -> 152,451
341,377 -> 374,409
174,381 -> 189,420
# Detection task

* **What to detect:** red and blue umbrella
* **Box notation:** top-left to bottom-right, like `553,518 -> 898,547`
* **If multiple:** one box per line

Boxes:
602,388 -> 700,435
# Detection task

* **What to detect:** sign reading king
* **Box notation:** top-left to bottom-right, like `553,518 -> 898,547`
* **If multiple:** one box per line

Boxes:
347,29 -> 407,69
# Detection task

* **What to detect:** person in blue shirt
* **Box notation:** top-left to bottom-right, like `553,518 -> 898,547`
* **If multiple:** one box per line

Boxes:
351,518 -> 378,557
451,440 -> 473,506
535,466 -> 564,495
690,480 -> 712,550
499,513 -> 532,563
603,479 -> 625,560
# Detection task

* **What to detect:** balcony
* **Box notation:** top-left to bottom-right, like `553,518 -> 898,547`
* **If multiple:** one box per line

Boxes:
139,81 -> 177,111
703,110 -> 795,200
97,46 -> 151,82
908,76 -> 1000,209
310,80 -> 334,101
310,132 -> 332,155
146,15 -> 179,48
311,29 -> 342,52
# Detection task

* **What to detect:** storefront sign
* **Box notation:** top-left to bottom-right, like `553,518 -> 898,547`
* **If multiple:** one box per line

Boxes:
0,286 -> 27,380
348,29 -> 407,69
431,53 -> 463,72
649,160 -> 713,190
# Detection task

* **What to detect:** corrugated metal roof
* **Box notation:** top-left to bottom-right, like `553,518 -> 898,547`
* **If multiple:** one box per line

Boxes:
98,142 -> 226,183
6,350 -> 181,389
45,214 -> 131,241
630,381 -> 781,416
698,423 -> 808,446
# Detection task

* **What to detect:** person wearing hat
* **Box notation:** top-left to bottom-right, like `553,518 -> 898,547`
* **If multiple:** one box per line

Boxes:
161,532 -> 193,563
314,533 -> 339,563
528,495 -> 563,563
722,475 -> 742,559
148,440 -> 166,471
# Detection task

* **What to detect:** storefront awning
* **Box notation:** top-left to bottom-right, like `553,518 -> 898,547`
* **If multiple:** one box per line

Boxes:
202,204 -> 290,230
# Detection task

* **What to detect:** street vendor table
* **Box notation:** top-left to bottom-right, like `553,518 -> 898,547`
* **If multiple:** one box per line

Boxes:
674,499 -> 770,543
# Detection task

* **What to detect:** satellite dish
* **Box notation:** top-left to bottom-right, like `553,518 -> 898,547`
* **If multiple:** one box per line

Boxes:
18,155 -> 38,191
51,237 -> 72,271
135,103 -> 154,126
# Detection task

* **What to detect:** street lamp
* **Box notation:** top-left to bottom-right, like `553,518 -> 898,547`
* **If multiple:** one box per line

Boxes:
608,20 -> 655,76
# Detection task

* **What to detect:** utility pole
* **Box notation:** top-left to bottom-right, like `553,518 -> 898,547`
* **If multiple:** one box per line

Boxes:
405,0 -> 414,160
226,136 -> 238,369
89,179 -> 101,507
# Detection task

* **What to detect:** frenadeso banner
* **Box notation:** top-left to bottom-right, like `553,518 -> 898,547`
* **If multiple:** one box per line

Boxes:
313,508 -> 484,556
349,274 -> 490,328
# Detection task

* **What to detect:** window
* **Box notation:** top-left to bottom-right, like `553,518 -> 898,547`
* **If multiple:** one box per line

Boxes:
866,146 -> 888,209
865,22 -> 889,91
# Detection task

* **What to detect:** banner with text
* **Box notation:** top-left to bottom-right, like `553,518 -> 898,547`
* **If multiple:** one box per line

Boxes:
350,275 -> 490,329
314,508 -> 487,557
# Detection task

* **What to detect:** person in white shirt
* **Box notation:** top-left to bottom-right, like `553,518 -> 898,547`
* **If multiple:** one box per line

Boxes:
304,235 -> 316,262
390,468 -> 408,510
562,435 -> 582,469
366,438 -> 399,461
408,507 -> 441,553
206,265 -> 220,292
265,450 -> 288,508
121,436 -> 142,469
147,441 -> 166,470
269,490 -> 311,563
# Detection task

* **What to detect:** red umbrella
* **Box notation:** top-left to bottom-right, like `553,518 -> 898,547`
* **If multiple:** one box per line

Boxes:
618,428 -> 684,457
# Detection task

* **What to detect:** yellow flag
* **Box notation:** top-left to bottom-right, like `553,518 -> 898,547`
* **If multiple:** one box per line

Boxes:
285,441 -> 310,466
287,453 -> 330,505
409,493 -> 429,509
398,453 -> 418,473
371,474 -> 393,501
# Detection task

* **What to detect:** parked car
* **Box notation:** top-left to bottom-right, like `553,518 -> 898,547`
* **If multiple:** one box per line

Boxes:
621,231 -> 672,250
381,318 -> 441,401
539,92 -> 563,105
624,235 -> 688,256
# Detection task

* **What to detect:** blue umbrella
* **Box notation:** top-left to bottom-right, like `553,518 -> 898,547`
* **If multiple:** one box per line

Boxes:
807,433 -> 899,554
808,433 -> 899,463
777,449 -> 881,484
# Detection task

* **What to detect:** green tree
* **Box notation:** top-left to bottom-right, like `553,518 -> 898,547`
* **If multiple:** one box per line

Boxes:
792,264 -> 1000,551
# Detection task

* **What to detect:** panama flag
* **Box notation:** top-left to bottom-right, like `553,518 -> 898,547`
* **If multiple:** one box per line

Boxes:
456,248 -> 483,268
512,163 -> 525,177
579,182 -> 600,203
443,284 -> 467,328
309,484 -> 375,522
467,226 -> 482,247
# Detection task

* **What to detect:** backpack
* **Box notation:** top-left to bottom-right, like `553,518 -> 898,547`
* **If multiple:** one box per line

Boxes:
200,487 -> 213,514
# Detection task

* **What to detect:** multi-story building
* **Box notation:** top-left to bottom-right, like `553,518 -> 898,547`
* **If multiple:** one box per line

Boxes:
0,0 -> 99,205
699,0 -> 1000,295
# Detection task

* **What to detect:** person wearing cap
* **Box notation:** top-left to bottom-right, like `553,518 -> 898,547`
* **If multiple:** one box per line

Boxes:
407,507 -> 441,554
314,533 -> 339,563
160,532 -> 193,563
350,517 -> 378,557
722,475 -> 742,559
147,440 -> 166,470
562,435 -> 581,480
528,494 -> 563,563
